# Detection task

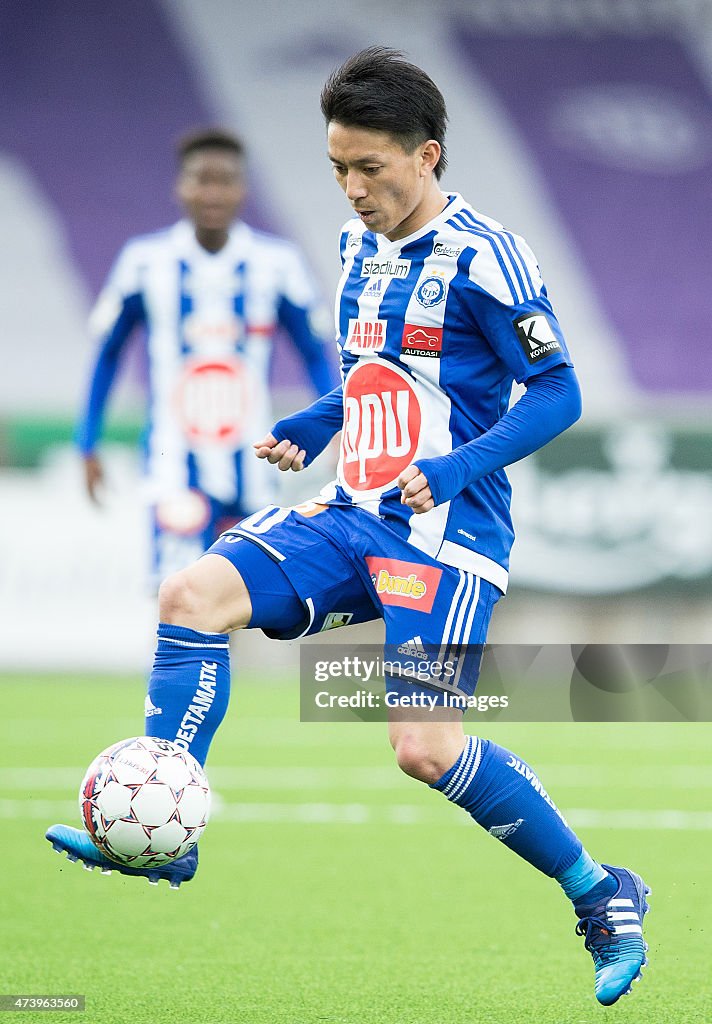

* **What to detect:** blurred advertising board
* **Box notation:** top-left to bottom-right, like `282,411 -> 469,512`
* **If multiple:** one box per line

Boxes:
509,420 -> 712,595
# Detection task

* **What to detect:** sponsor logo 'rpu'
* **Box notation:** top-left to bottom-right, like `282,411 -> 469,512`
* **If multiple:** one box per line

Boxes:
341,363 -> 421,490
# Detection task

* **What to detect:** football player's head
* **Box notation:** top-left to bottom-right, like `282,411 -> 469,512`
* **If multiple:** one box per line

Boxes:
321,47 -> 448,180
321,48 -> 449,240
175,128 -> 247,234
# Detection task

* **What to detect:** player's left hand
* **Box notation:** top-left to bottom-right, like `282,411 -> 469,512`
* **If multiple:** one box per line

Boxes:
398,464 -> 435,514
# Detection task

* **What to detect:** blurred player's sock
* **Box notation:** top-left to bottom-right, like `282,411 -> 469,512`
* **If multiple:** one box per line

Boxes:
144,623 -> 230,767
432,735 -> 582,876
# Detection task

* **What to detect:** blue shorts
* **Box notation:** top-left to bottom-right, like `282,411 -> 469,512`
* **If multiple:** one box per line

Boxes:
209,502 -> 502,700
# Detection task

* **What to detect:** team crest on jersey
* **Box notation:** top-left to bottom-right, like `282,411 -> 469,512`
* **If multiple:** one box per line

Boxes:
345,319 -> 387,353
415,273 -> 447,308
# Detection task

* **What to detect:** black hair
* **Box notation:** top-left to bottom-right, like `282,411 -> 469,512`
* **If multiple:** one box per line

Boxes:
177,128 -> 245,165
320,46 -> 448,179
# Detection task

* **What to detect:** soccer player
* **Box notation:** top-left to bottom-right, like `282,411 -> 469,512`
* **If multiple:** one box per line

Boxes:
76,128 -> 337,585
49,51 -> 649,1006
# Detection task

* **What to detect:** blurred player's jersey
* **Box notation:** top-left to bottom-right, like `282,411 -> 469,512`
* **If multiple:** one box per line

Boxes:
319,193 -> 572,593
78,219 -> 333,510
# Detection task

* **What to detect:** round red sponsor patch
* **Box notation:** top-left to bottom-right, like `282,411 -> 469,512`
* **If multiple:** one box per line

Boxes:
174,357 -> 251,446
341,361 -> 421,491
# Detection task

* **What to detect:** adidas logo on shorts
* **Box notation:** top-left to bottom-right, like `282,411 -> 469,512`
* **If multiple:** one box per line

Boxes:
397,636 -> 429,660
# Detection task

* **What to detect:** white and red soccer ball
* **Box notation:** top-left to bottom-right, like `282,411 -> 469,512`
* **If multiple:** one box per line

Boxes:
79,737 -> 211,867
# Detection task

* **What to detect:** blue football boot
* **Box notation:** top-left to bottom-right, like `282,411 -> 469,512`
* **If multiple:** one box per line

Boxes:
45,824 -> 198,889
575,864 -> 651,1005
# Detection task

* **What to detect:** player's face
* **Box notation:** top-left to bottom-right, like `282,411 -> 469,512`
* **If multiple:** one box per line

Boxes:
176,150 -> 246,232
327,122 -> 442,241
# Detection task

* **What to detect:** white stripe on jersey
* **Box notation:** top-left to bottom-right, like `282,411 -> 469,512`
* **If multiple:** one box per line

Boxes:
398,239 -> 458,560
445,203 -> 543,309
146,267 -> 190,495
453,212 -> 524,304
457,205 -> 543,305
334,222 -> 367,351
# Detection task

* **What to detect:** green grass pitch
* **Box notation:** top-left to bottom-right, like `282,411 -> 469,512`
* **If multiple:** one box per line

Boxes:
1,672 -> 710,1023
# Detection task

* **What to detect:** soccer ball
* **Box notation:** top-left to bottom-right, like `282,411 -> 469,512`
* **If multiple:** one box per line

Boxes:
79,736 -> 211,867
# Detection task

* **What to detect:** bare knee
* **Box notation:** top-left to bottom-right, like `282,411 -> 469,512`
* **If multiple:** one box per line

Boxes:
389,716 -> 466,784
159,570 -> 208,625
158,556 -> 251,633
392,732 -> 448,785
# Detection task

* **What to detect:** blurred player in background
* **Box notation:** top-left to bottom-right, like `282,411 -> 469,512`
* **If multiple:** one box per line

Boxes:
76,129 -> 337,585
51,53 -> 649,1007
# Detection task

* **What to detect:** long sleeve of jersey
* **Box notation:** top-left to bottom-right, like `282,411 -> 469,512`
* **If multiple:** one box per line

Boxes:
275,243 -> 339,396
277,296 -> 339,395
75,240 -> 147,456
414,364 -> 581,507
271,385 -> 344,467
75,292 -> 145,455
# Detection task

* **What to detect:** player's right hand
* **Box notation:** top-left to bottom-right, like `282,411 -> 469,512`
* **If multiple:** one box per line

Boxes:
84,454 -> 105,504
253,434 -> 306,472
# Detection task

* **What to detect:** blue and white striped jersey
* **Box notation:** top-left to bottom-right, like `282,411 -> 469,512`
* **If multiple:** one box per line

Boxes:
77,219 -> 335,509
318,193 -> 573,593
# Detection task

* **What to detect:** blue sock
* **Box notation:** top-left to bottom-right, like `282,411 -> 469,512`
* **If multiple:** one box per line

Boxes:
557,849 -> 614,905
144,623 -> 231,767
432,735 -> 582,876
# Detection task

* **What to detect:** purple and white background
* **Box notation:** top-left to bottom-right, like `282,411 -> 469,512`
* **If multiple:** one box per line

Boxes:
1,0 -> 712,667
